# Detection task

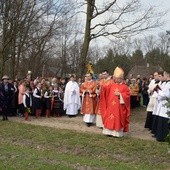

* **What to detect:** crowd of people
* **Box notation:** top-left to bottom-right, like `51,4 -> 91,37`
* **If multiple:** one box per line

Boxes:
126,74 -> 150,109
0,68 -> 170,141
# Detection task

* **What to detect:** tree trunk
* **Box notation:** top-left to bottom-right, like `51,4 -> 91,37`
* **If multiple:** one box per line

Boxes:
79,0 -> 94,77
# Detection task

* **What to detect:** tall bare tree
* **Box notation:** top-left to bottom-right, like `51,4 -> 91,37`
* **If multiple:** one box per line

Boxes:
0,0 -> 77,79
157,32 -> 170,54
79,0 -> 166,77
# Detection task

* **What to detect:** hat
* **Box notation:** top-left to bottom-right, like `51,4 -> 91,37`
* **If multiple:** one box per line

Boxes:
113,67 -> 124,78
2,75 -> 9,80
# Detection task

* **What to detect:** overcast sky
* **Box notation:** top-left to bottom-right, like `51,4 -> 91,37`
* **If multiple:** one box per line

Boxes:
142,0 -> 170,34
74,0 -> 170,48
87,0 -> 170,47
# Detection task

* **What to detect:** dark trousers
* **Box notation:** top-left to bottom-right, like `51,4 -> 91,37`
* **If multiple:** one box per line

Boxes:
142,94 -> 149,106
2,107 -> 10,120
18,103 -> 24,116
130,96 -> 138,109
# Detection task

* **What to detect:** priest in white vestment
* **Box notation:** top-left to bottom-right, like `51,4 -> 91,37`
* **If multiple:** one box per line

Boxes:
144,72 -> 160,130
154,71 -> 170,141
64,75 -> 81,117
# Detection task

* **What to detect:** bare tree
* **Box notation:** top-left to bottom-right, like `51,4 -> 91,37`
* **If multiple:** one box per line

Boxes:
133,38 -> 143,51
0,0 -> 77,79
109,38 -> 133,56
79,0 -> 166,77
157,32 -> 169,54
143,35 -> 158,53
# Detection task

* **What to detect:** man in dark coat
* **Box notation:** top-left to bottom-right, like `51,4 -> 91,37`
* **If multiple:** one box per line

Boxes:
0,75 -> 14,120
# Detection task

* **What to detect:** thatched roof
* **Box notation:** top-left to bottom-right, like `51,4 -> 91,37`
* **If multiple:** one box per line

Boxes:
127,65 -> 163,79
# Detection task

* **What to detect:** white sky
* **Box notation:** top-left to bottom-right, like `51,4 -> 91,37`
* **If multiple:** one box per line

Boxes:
78,0 -> 170,47
142,0 -> 170,34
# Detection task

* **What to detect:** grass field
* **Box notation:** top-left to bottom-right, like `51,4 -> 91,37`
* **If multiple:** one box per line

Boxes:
0,120 -> 170,170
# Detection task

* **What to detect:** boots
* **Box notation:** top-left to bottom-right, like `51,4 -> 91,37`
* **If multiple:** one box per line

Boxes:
35,109 -> 41,118
46,110 -> 50,118
25,112 -> 29,121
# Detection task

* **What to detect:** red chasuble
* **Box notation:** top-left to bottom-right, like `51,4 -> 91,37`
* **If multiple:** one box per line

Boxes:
95,79 -> 113,115
100,82 -> 130,132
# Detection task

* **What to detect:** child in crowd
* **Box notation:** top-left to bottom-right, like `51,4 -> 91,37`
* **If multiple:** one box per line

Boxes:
33,82 -> 42,118
51,85 -> 64,117
44,85 -> 53,118
23,86 -> 32,121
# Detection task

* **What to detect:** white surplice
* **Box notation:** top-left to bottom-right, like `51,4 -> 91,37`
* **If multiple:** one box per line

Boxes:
64,80 -> 81,115
152,81 -> 166,116
157,81 -> 170,118
146,79 -> 159,112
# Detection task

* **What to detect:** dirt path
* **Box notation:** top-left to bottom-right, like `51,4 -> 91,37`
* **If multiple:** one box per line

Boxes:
10,107 -> 154,141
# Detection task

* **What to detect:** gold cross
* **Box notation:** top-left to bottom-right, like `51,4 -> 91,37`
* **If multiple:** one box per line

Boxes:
112,100 -> 116,106
110,114 -> 114,119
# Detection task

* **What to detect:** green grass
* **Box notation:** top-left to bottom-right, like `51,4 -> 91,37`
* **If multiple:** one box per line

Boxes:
0,121 -> 170,170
